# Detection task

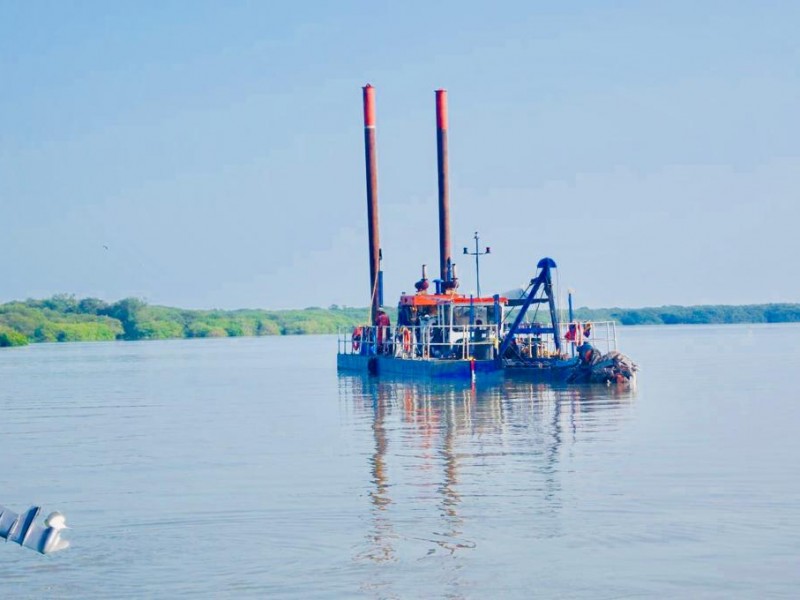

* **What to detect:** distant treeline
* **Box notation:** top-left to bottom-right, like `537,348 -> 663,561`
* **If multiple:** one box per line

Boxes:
573,304 -> 800,326
0,295 -> 370,347
1,295 -> 799,347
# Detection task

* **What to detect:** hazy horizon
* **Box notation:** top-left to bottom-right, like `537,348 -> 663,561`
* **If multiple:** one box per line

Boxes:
3,2 -> 798,310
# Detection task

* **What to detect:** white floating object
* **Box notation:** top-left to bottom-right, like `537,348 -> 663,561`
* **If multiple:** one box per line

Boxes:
0,505 -> 71,554
44,511 -> 68,530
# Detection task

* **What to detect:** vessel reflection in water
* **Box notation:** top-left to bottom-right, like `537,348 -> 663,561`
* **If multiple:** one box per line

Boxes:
339,376 -> 637,574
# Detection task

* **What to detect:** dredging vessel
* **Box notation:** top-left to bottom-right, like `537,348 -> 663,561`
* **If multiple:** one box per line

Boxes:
336,86 -> 636,383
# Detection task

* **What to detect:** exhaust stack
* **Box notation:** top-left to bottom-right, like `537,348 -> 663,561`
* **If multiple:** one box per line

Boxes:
363,84 -> 381,323
435,89 -> 451,285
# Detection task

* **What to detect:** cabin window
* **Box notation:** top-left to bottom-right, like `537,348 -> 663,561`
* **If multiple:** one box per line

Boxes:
453,306 -> 489,325
419,306 -> 437,320
398,306 -> 412,326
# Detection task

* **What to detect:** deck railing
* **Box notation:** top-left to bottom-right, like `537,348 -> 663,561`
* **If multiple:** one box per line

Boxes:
339,320 -> 619,361
338,323 -> 500,360
502,320 -> 619,359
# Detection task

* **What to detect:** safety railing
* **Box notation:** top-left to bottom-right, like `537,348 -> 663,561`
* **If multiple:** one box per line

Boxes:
338,323 -> 500,361
501,320 -> 619,359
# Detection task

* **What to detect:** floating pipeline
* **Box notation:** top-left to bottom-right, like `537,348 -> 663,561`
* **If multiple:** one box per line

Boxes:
0,504 -> 70,555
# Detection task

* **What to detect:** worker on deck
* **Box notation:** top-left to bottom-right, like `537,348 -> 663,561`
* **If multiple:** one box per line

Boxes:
577,341 -> 600,365
565,323 -> 578,342
472,319 -> 491,360
375,309 -> 391,355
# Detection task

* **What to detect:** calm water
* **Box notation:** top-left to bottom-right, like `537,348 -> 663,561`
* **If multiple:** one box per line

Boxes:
1,325 -> 799,598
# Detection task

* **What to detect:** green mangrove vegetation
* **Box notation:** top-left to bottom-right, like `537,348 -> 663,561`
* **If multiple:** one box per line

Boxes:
0,294 -> 798,347
0,295 -> 371,346
573,303 -> 800,326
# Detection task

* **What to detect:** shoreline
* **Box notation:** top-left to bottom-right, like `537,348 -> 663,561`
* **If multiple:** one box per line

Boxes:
2,296 -> 799,347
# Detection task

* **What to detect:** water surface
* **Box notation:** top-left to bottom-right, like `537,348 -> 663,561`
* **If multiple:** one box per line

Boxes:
1,325 -> 798,598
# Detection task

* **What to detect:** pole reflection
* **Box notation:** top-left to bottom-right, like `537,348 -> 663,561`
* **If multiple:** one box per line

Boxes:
340,375 -> 636,570
361,382 -> 395,565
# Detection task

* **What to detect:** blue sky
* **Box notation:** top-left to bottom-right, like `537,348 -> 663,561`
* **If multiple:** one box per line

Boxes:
1,1 -> 798,309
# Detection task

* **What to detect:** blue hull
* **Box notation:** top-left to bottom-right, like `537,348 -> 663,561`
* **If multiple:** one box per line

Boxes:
337,353 -> 502,379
